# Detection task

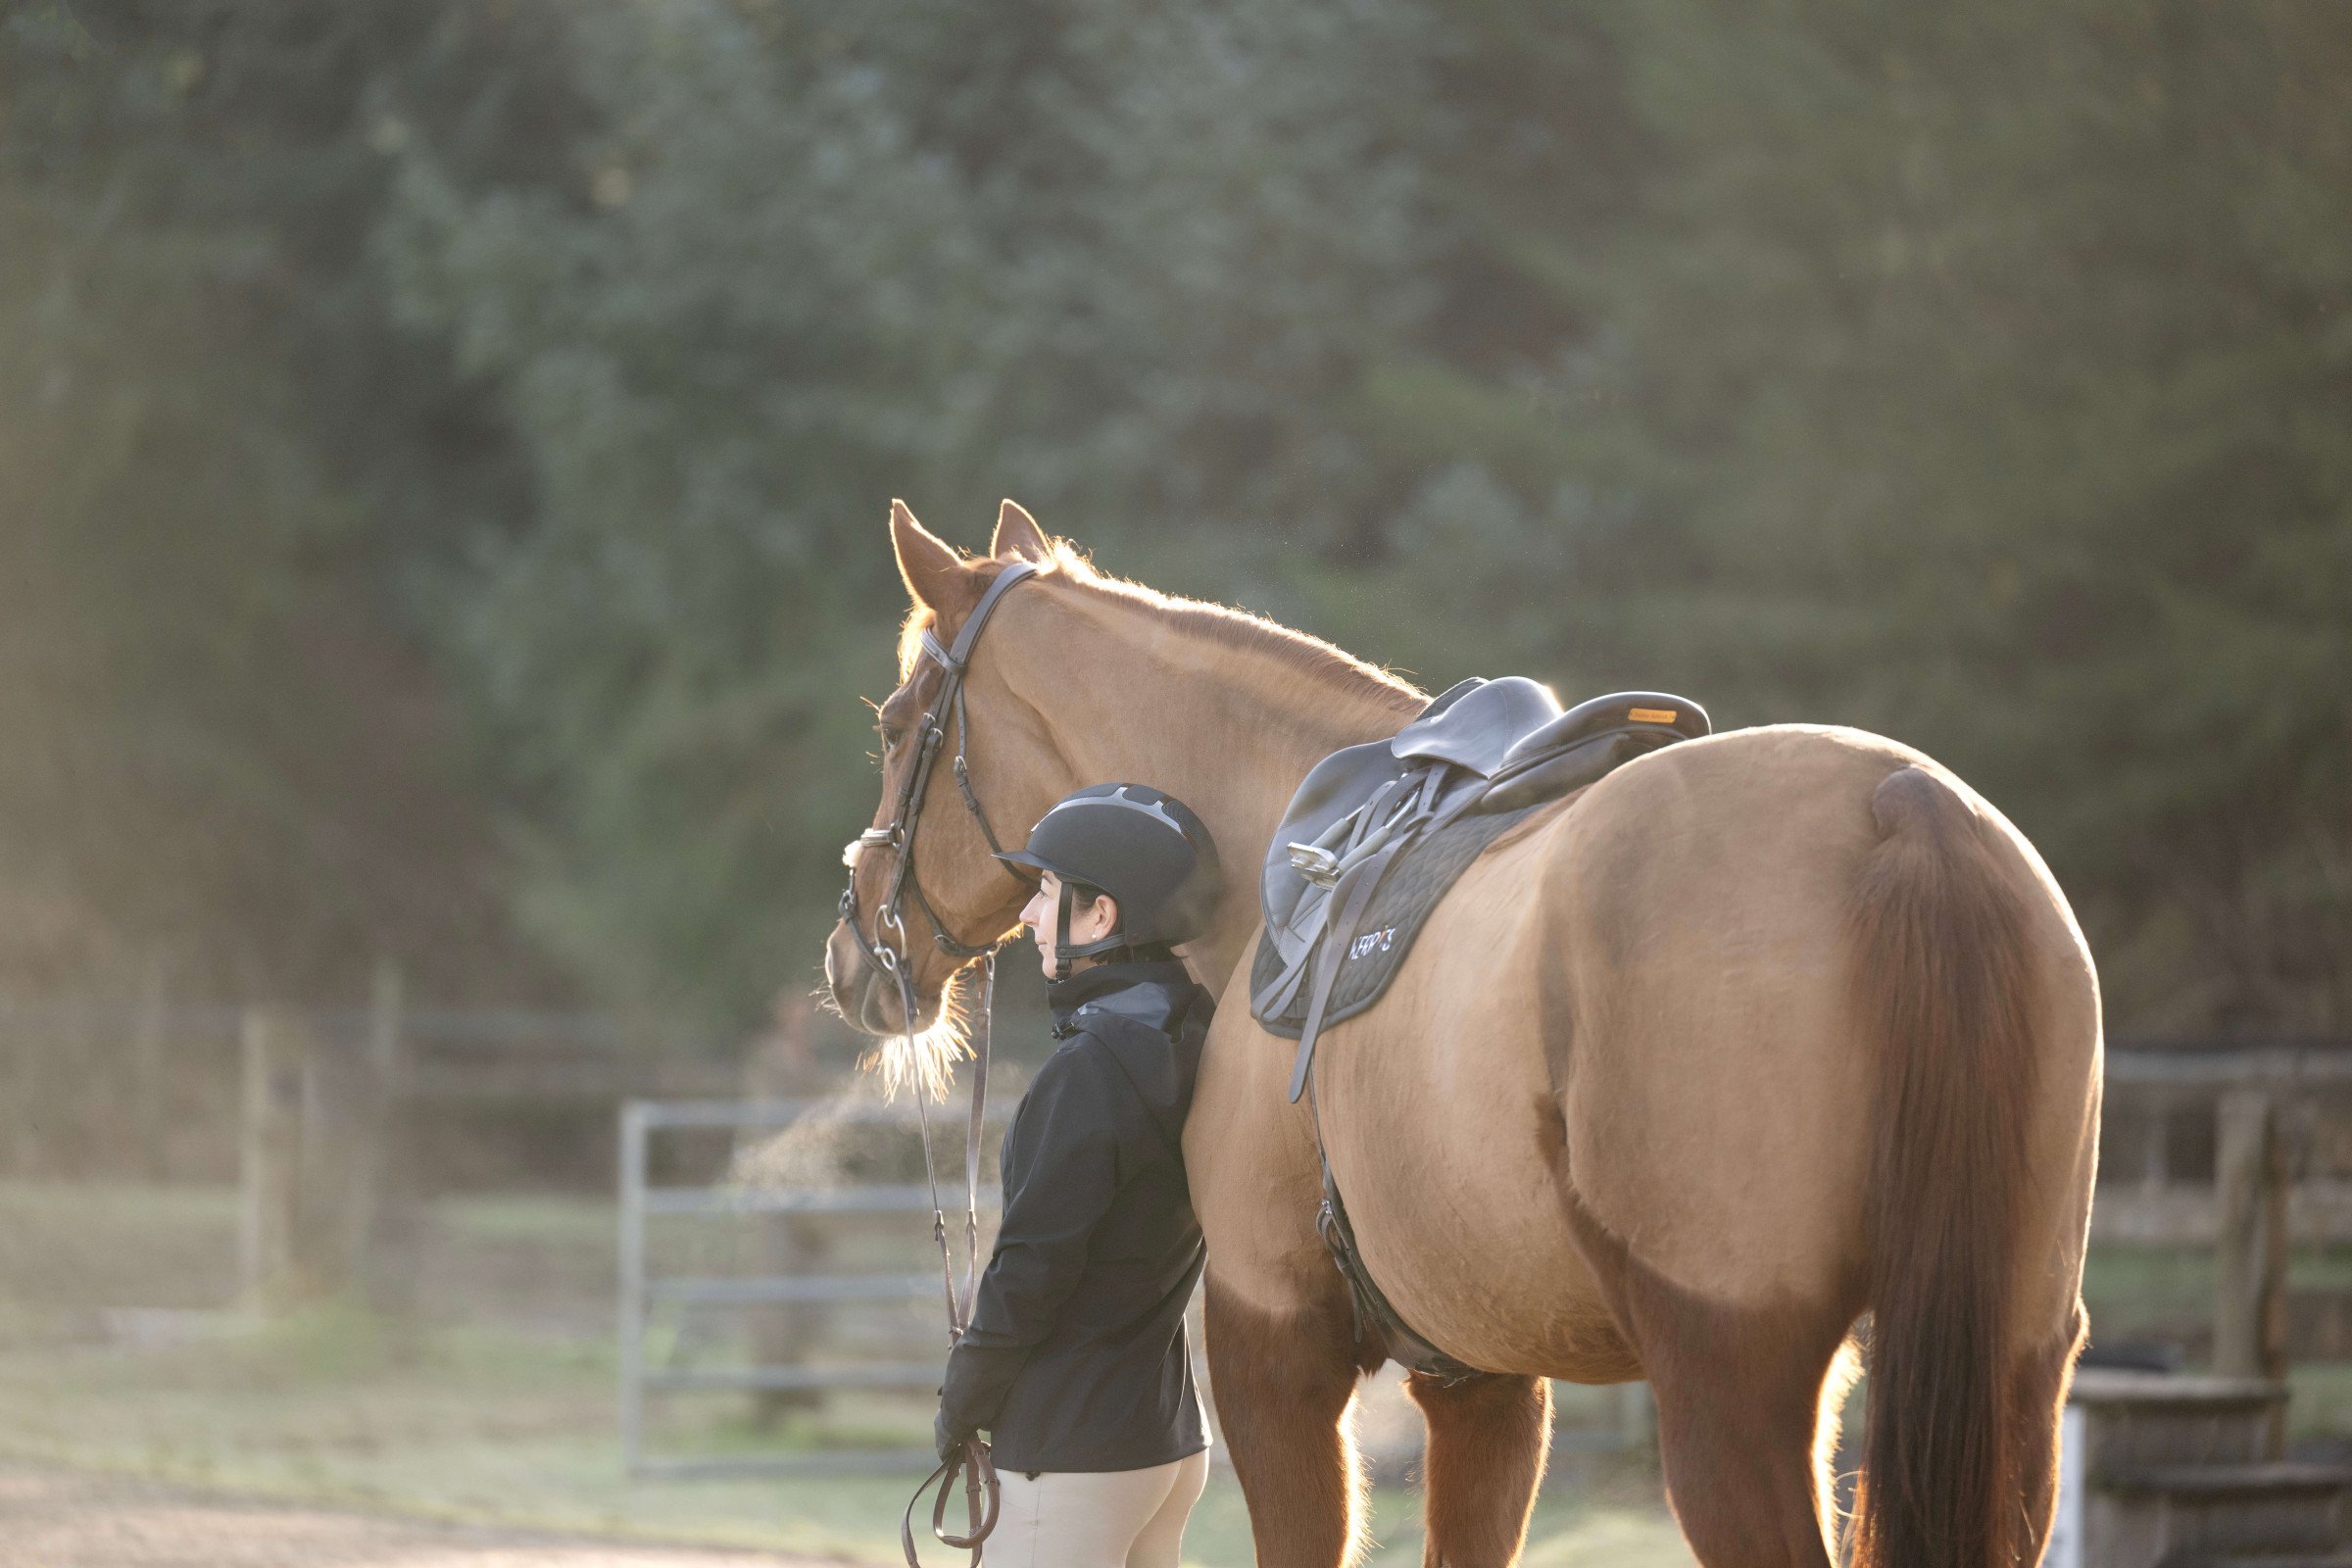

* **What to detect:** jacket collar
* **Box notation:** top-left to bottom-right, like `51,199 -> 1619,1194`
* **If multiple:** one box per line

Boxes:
1047,958 -> 1194,1038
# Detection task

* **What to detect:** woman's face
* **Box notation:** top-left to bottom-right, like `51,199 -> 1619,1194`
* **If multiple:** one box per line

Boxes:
1019,871 -> 1119,977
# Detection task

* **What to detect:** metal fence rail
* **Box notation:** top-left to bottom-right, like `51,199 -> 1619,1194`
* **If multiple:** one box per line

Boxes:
617,1096 -> 1006,1478
617,1045 -> 2352,1479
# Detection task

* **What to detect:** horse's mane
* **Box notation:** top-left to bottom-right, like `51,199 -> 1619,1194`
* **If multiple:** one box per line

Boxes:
898,540 -> 1427,713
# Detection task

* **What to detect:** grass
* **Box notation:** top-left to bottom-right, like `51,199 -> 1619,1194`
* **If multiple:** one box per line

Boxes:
13,1177 -> 2347,1563
0,1311 -> 1691,1564
2080,1241 -> 2352,1361
0,1179 -> 1693,1564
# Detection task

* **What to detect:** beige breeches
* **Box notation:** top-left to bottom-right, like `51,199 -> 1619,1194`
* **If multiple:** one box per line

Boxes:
986,1447 -> 1210,1568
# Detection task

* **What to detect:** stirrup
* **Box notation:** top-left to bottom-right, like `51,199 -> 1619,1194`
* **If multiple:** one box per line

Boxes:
1286,841 -> 1342,888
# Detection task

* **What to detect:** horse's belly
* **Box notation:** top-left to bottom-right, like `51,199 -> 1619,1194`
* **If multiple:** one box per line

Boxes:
1418,1226 -> 1642,1384
1313,816 -> 1642,1382
1326,1043 -> 1638,1380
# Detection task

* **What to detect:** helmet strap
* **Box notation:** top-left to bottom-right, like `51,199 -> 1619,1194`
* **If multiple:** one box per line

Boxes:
1052,880 -> 1076,982
1051,881 -> 1132,979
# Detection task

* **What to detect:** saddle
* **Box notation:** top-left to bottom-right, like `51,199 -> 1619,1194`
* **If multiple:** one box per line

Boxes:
1248,678 -> 1708,1380
1251,680 -> 1708,1064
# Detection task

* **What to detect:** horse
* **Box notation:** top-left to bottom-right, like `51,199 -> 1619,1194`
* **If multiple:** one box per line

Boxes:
823,499 -> 2101,1568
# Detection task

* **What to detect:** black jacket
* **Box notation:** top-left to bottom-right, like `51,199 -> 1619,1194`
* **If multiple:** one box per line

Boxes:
937,958 -> 1213,1473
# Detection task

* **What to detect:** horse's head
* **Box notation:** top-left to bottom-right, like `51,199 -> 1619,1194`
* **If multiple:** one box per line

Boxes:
822,498 -> 1064,1040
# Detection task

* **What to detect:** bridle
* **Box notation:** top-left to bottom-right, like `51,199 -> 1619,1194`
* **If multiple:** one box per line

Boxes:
839,559 -> 1039,977
836,558 -> 1037,1565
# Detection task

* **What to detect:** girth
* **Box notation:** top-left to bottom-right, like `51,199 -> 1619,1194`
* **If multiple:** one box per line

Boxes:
1318,1164 -> 1487,1385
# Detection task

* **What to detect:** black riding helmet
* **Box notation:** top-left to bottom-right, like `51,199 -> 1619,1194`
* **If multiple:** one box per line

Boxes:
998,784 -> 1221,979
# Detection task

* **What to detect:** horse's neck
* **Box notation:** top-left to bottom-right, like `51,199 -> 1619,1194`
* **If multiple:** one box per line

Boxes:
1044,610 -> 1417,1001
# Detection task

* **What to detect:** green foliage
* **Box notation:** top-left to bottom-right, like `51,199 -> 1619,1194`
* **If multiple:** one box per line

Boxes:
1545,1 -> 2352,1026
377,0 -> 1450,1017
7,0 -> 2348,1029
0,1 -> 570,997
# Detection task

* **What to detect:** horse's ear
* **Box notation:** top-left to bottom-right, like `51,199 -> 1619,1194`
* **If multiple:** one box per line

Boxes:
891,499 -> 977,614
991,500 -> 1052,564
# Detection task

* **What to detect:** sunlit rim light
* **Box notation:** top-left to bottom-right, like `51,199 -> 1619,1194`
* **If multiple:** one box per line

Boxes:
858,964 -> 977,1102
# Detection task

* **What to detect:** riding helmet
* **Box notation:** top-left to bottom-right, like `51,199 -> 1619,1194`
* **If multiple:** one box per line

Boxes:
998,784 -> 1222,967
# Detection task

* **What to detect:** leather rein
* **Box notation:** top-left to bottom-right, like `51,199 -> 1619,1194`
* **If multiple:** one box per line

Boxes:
837,560 -> 1038,1565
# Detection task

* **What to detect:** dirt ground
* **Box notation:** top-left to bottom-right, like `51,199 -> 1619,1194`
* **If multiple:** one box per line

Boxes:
0,1467 -> 845,1568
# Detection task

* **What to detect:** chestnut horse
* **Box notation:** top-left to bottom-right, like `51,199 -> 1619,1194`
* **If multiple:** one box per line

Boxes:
824,501 -> 2101,1568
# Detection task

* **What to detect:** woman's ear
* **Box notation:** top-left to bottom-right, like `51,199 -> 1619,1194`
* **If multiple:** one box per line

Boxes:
891,499 -> 980,616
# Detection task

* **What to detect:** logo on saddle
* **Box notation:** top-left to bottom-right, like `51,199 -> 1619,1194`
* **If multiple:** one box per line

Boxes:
1346,926 -> 1396,961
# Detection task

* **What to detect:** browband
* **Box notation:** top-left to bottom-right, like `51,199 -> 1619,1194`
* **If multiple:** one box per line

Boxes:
922,560 -> 1039,673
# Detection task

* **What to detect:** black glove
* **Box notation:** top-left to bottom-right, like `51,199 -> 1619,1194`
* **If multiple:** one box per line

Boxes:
934,1407 -> 973,1464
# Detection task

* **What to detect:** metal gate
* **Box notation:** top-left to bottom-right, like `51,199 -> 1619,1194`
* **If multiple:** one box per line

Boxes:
617,1096 -> 1004,1478
619,1095 -> 1656,1482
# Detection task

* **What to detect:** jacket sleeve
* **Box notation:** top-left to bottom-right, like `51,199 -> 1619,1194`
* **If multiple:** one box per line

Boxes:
938,1042 -> 1125,1438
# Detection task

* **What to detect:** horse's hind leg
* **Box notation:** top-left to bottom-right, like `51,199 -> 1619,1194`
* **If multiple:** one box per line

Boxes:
2007,1305 -> 2088,1566
1564,1194 -> 1850,1568
1205,1270 -> 1368,1568
1643,1298 -> 1850,1568
1408,1370 -> 1550,1567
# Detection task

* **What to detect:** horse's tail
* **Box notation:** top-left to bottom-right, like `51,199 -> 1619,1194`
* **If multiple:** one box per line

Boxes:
1849,764 -> 2041,1568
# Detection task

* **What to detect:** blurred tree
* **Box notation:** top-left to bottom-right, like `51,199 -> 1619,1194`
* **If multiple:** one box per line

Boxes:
380,0 -> 1454,1018
387,0 -> 2352,1030
0,0 -> 576,999
8,0 -> 2346,1032
1531,1 -> 2352,1027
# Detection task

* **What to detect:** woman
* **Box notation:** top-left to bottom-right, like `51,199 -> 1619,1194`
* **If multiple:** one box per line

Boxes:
935,782 -> 1221,1568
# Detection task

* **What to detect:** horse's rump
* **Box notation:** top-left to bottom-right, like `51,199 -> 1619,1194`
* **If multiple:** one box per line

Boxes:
1309,725 -> 2096,1400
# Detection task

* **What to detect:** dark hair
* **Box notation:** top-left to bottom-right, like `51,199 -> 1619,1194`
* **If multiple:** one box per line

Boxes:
1054,879 -> 1172,964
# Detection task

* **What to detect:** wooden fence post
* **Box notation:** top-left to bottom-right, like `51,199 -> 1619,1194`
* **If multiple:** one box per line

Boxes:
356,956 -> 422,1322
296,1011 -> 368,1298
133,956 -> 170,1179
2213,1089 -> 2287,1447
2139,1092 -> 2173,1195
0,998 -> 20,1177
741,997 -> 833,1422
239,1006 -> 307,1308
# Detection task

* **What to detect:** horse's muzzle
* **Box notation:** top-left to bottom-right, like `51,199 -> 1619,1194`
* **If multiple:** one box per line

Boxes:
822,920 -> 942,1038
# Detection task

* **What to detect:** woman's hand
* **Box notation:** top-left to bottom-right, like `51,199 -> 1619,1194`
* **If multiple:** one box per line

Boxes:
934,1407 -> 974,1463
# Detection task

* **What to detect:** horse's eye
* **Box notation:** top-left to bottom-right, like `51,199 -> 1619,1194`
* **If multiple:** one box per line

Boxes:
880,723 -> 906,751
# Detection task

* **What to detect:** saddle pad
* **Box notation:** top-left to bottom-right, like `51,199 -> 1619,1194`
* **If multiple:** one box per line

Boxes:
1250,801 -> 1543,1040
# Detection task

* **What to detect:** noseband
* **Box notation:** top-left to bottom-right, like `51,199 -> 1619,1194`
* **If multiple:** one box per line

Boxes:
838,559 -> 1036,1567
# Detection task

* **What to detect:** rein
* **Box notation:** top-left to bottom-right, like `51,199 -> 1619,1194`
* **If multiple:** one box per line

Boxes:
837,560 -> 1038,1565
893,952 -> 1000,1567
